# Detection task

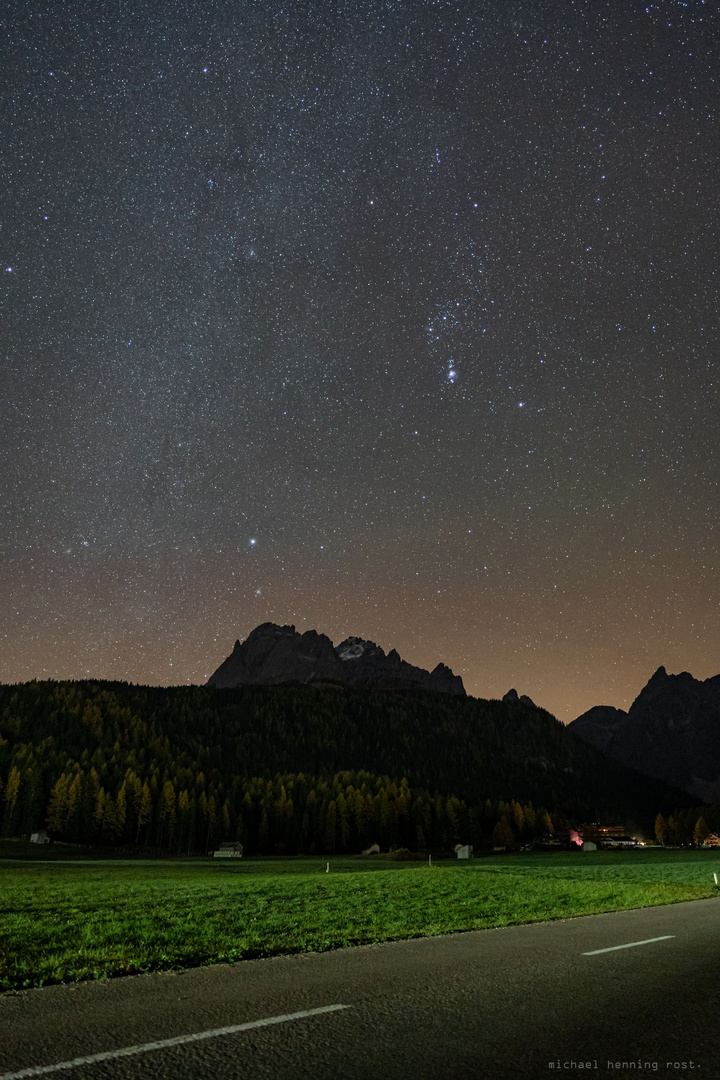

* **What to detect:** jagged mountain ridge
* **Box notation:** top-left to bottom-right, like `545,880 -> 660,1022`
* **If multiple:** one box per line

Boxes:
503,688 -> 536,708
207,622 -> 465,696
569,665 -> 720,801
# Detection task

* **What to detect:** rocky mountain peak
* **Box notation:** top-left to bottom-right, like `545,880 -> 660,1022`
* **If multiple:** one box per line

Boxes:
207,623 -> 465,696
569,666 -> 720,801
502,688 -> 537,707
336,636 -> 381,662
250,622 -> 296,638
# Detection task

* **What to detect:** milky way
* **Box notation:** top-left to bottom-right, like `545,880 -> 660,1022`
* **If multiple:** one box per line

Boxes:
2,0 -> 719,720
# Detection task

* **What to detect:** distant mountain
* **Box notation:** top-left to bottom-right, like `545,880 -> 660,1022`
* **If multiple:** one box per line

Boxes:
503,688 -> 537,708
569,666 -> 720,801
207,622 -> 465,696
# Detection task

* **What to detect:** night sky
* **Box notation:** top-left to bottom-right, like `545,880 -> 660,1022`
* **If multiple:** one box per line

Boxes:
2,0 -> 719,721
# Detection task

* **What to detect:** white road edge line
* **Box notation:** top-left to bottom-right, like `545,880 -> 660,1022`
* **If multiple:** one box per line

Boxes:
0,1004 -> 352,1080
583,934 -> 676,956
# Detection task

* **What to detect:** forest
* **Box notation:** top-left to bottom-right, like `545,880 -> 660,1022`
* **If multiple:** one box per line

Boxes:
0,679 -> 710,854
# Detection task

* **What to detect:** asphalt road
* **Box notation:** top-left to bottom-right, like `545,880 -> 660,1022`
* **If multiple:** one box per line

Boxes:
1,898 -> 719,1080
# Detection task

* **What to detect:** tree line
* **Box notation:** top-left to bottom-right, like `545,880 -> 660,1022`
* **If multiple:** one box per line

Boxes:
5,760 -> 558,854
654,809 -> 720,848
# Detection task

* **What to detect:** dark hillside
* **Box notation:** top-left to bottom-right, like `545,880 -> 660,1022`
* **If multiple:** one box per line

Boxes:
0,680 -> 692,853
209,684 -> 686,820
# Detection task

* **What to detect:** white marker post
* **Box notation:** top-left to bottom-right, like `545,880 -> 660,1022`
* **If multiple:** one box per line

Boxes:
428,854 -> 432,866
714,872 -> 718,885
326,861 -> 330,874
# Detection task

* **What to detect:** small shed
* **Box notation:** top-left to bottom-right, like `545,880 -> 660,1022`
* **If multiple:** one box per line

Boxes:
30,831 -> 50,844
582,841 -> 597,852
213,842 -> 243,858
456,844 -> 473,859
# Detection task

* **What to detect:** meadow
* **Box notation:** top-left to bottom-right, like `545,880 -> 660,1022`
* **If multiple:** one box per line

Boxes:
1,849 -> 718,992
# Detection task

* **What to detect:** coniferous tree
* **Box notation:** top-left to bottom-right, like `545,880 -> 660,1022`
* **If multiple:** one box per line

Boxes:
693,816 -> 709,847
136,781 -> 152,844
157,781 -> 177,847
3,766 -> 21,836
46,773 -> 72,835
324,800 -> 337,854
666,815 -> 678,846
492,818 -> 515,850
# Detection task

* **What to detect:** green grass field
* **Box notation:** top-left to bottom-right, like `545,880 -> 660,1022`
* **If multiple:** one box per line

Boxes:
1,850 -> 719,992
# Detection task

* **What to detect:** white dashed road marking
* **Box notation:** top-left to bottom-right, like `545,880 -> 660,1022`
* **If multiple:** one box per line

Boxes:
582,935 -> 676,956
0,1004 -> 352,1079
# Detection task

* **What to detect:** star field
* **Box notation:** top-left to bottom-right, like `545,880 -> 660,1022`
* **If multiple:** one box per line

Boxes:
2,0 -> 719,720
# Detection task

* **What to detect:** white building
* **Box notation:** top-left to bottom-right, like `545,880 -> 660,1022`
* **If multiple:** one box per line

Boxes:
213,842 -> 243,858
